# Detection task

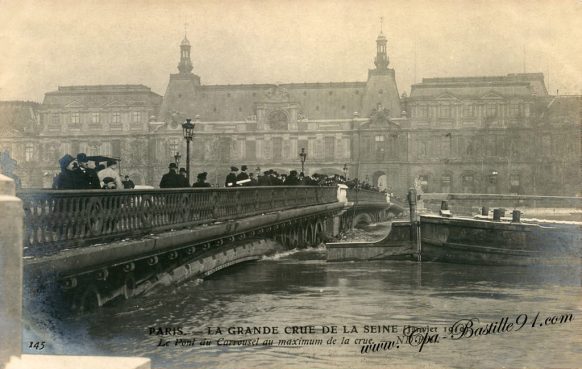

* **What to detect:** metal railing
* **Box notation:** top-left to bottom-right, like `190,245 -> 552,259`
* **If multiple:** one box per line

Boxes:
17,186 -> 338,257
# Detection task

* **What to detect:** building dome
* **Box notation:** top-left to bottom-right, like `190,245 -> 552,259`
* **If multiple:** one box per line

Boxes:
181,36 -> 190,46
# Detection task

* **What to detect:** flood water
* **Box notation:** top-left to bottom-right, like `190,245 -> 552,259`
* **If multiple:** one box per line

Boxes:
25,247 -> 582,369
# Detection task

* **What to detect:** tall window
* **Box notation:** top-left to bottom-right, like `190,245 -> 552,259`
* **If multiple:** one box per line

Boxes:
509,103 -> 521,117
374,135 -> 384,160
52,114 -> 60,125
272,137 -> 282,161
418,140 -> 428,159
441,174 -> 452,193
112,112 -> 121,124
417,105 -> 428,119
168,139 -> 179,159
25,143 -> 34,162
461,174 -> 475,193
510,174 -> 521,194
71,112 -> 80,124
463,104 -> 475,117
486,103 -> 497,117
91,112 -> 100,124
324,137 -> 335,161
440,138 -> 451,158
132,111 -> 141,123
245,140 -> 256,160
439,104 -> 451,118
219,137 -> 231,162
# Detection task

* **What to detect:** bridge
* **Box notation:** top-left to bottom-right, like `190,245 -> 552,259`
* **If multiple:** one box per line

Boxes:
17,185 -> 398,311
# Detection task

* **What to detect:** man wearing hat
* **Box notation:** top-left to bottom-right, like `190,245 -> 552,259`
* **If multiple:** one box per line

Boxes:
270,170 -> 283,186
258,170 -> 272,186
225,166 -> 238,187
76,153 -> 101,189
122,175 -> 135,189
284,170 -> 301,185
160,162 -> 183,188
178,168 -> 190,187
236,165 -> 250,186
55,154 -> 86,189
192,172 -> 211,188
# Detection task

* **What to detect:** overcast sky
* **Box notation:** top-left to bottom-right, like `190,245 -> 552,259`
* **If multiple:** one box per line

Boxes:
0,0 -> 581,101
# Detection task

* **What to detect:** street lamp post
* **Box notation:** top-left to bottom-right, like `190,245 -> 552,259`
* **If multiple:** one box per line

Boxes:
174,152 -> 181,167
343,163 -> 348,179
299,148 -> 307,174
181,118 -> 195,183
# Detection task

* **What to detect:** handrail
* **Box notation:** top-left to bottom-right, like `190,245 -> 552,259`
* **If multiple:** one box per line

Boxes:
17,186 -> 339,257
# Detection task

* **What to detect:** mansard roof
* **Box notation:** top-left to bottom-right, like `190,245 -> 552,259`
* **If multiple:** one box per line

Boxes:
409,73 -> 548,100
164,81 -> 367,122
42,84 -> 163,110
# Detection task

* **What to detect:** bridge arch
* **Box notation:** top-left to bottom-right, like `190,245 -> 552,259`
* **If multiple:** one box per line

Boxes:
353,212 -> 373,227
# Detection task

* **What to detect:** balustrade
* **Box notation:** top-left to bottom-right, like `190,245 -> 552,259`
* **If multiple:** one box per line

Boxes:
346,189 -> 388,204
17,186 -> 338,257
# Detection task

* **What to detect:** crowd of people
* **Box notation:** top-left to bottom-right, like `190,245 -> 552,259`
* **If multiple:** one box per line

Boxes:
52,154 -> 385,192
159,162 -> 384,192
53,153 -> 135,190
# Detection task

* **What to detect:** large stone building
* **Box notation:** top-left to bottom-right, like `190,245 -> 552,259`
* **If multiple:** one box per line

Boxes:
403,74 -> 580,195
36,85 -> 162,188
0,30 -> 579,195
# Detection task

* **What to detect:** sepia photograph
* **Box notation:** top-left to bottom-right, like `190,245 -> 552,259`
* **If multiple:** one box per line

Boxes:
0,0 -> 581,368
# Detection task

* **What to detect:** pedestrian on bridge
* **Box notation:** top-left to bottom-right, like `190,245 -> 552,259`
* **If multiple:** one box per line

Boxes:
178,168 -> 190,187
77,153 -> 101,189
122,175 -> 135,189
225,166 -> 238,187
284,170 -> 301,185
160,163 -> 183,188
55,154 -> 86,190
97,160 -> 123,190
258,170 -> 272,186
193,172 -> 211,187
236,165 -> 250,186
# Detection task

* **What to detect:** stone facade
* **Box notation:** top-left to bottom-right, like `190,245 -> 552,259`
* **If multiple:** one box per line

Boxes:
0,85 -> 162,188
0,32 -> 579,195
403,75 -> 580,195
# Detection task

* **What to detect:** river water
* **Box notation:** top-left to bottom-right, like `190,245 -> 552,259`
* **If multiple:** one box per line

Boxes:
26,246 -> 582,369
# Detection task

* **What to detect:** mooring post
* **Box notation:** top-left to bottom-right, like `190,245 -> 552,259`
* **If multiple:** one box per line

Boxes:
0,174 -> 23,368
407,187 -> 421,262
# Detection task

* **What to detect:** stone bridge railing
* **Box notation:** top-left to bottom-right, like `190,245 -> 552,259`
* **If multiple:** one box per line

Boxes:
17,186 -> 338,257
346,189 -> 389,204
